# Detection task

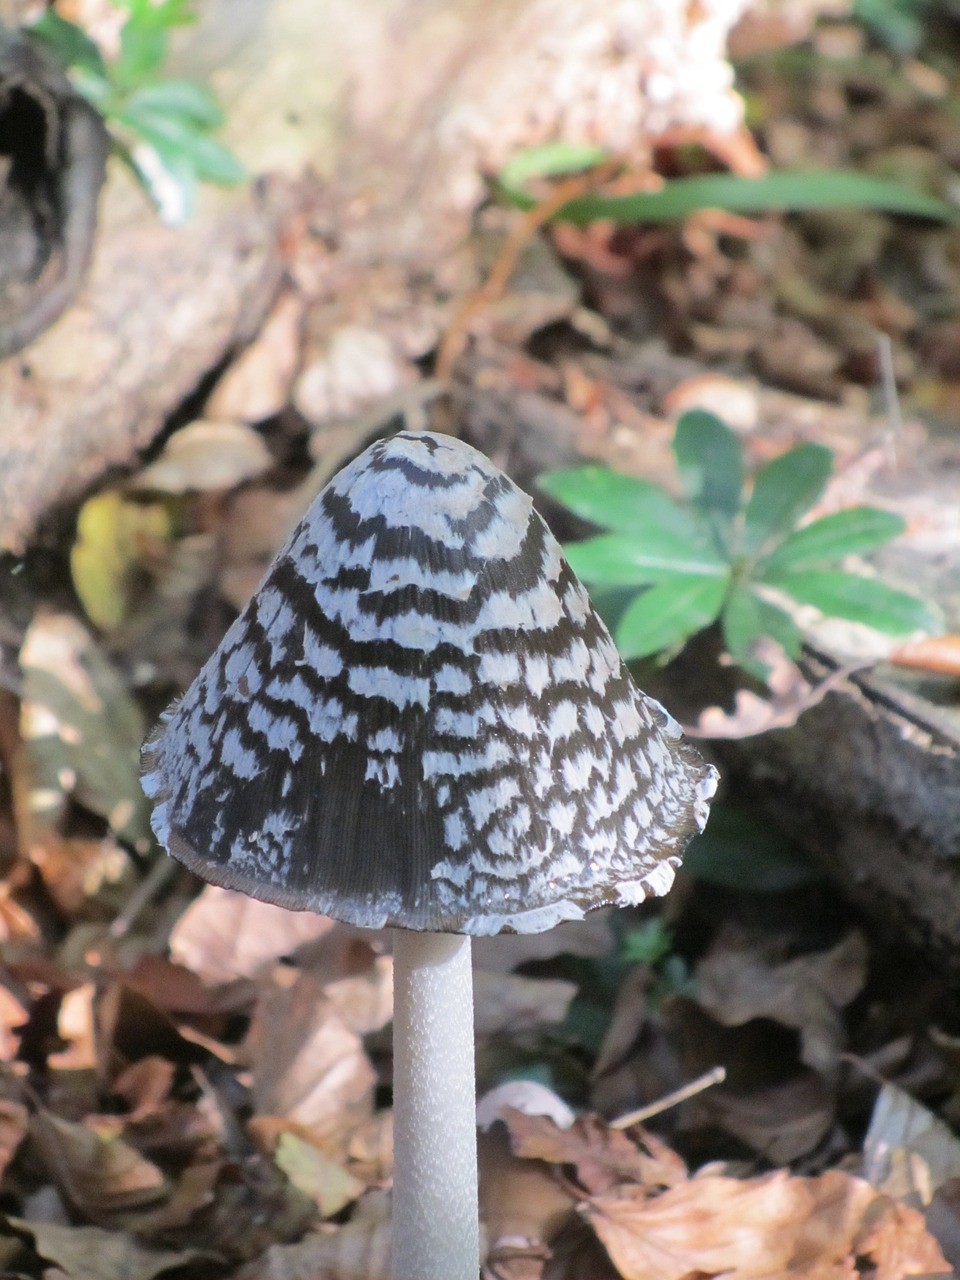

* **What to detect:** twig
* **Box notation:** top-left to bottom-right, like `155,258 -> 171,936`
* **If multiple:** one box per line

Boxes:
610,1065 -> 727,1129
435,159 -> 622,380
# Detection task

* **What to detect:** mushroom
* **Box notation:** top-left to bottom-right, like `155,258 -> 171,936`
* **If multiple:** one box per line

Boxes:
141,430 -> 717,1280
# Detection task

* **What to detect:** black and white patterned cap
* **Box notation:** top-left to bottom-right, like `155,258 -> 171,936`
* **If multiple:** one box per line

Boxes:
142,431 -> 717,935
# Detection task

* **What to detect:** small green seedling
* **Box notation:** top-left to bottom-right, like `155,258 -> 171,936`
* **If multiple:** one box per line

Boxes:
540,410 -> 939,679
29,0 -> 244,223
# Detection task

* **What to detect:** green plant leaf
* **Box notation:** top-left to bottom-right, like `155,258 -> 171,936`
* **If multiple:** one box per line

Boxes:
115,16 -> 168,84
759,506 -> 906,576
28,12 -> 108,77
673,410 -> 743,526
564,533 -> 728,587
615,573 -> 729,660
501,166 -> 959,226
117,109 -> 246,185
125,79 -> 224,128
742,443 -> 833,554
771,569 -> 939,635
722,585 -> 803,666
540,466 -> 704,541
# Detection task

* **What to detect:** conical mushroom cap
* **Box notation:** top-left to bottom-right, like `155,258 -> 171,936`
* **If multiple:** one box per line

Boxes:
142,431 -> 717,934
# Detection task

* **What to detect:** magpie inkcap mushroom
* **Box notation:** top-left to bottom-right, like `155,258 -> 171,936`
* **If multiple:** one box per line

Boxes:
141,429 -> 718,1280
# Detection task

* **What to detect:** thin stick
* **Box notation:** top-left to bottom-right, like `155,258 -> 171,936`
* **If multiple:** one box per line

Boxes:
392,929 -> 478,1280
876,330 -> 902,469
610,1065 -> 727,1129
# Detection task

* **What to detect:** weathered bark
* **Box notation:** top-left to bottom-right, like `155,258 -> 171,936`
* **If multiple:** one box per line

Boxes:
0,183 -> 287,550
0,0 -> 750,549
723,648 -> 960,962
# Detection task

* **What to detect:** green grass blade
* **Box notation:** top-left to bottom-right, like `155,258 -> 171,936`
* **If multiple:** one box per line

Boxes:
615,574 -> 729,660
760,507 -> 906,576
565,534 -> 729,587
743,444 -> 833,554
498,142 -> 609,196
772,569 -> 940,635
502,167 -> 959,226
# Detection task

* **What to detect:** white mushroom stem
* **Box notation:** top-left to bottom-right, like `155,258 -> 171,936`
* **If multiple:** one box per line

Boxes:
392,929 -> 479,1280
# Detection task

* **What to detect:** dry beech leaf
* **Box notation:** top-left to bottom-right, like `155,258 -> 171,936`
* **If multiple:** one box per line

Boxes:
206,290 -> 304,423
689,645 -> 866,740
112,1057 -> 177,1122
246,968 -> 376,1140
504,1111 -> 686,1198
48,981 -> 97,1071
471,912 -> 615,972
7,1217 -> 207,1280
0,1100 -> 28,1181
473,970 -> 576,1038
663,371 -> 760,433
702,1068 -> 835,1166
855,1195 -> 952,1279
324,956 -> 394,1037
592,966 -> 653,1080
31,1108 -> 168,1223
134,420 -> 273,494
585,1168 -> 875,1280
479,1123 -> 575,1255
18,611 -> 151,852
234,1188 -> 392,1280
294,325 -> 413,427
694,930 -> 868,1078
346,1111 -> 394,1181
123,952 -> 254,1017
890,634 -> 960,676
170,886 -> 336,985
274,1131 -> 365,1218
0,980 -> 28,1061
864,1080 -> 960,1204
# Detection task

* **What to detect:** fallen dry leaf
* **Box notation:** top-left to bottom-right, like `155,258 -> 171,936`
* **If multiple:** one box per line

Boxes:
471,911 -> 615,972
585,1169 -> 875,1280
701,1068 -> 835,1165
234,1188 -> 392,1280
890,634 -> 960,676
323,956 -> 394,1037
134,420 -> 274,494
30,1107 -> 168,1224
246,967 -> 376,1141
294,324 -> 414,427
591,966 -> 654,1080
864,1080 -> 960,1204
479,1122 -> 575,1257
274,1131 -> 365,1218
6,1217 -> 207,1280
473,970 -> 576,1038
504,1110 -> 686,1198
695,930 -> 868,1078
169,886 -> 336,985
688,643 -> 869,740
205,289 -> 304,423
854,1195 -> 952,1279
0,1100 -> 28,1182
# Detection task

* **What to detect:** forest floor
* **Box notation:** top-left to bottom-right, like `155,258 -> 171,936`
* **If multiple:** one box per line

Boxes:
3,5 -> 960,1278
